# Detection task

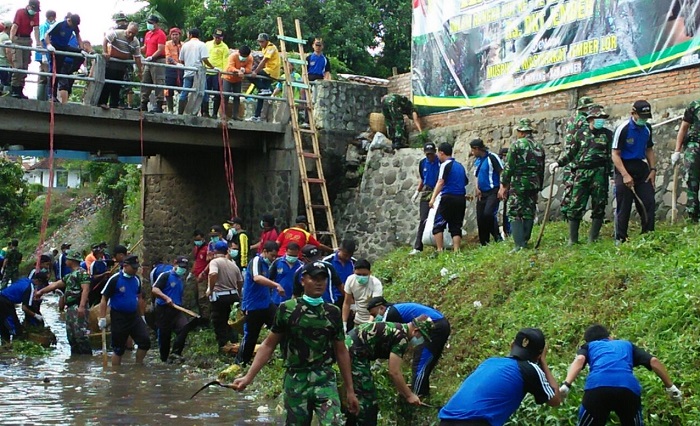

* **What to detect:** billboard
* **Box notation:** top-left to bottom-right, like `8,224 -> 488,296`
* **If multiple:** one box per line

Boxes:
411,0 -> 700,113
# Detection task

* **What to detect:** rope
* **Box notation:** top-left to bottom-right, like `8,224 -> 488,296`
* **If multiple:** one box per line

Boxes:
218,73 -> 239,218
35,53 -> 58,271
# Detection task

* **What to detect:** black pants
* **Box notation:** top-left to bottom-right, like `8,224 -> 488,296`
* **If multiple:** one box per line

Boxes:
110,310 -> 151,356
476,189 -> 501,245
0,295 -> 20,342
578,387 -> 642,426
435,195 -> 466,238
210,293 -> 239,348
222,80 -> 242,118
155,304 -> 196,362
52,46 -> 84,94
249,70 -> 272,118
99,64 -> 127,107
413,198 -> 431,251
237,304 -> 276,364
614,160 -> 655,241
412,318 -> 450,396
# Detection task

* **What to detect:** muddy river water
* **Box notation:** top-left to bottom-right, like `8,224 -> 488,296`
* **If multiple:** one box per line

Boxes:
0,296 -> 283,425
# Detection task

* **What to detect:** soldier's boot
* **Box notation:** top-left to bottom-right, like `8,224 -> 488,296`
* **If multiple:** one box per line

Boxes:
510,220 -> 525,252
568,220 -> 580,246
178,99 -> 187,115
589,218 -> 603,242
523,219 -> 535,246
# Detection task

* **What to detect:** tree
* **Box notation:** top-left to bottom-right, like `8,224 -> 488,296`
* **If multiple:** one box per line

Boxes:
0,158 -> 28,238
372,0 -> 412,76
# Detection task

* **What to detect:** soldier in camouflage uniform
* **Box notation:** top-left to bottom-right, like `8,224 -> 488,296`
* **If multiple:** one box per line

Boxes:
345,317 -> 432,425
381,93 -> 423,150
36,250 -> 92,355
232,261 -> 359,425
0,239 -> 22,289
499,118 -> 545,251
673,99 -> 700,222
550,106 -> 613,244
560,96 -> 596,220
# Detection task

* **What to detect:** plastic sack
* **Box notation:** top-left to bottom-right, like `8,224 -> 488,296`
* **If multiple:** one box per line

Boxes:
421,195 -> 453,248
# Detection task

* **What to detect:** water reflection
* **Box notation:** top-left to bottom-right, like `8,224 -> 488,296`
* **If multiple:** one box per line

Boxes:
0,296 -> 282,425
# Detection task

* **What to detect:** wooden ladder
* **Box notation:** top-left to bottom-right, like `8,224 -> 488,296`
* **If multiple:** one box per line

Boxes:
276,17 -> 338,248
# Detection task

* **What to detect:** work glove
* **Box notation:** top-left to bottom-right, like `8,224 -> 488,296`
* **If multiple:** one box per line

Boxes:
98,317 -> 107,330
144,56 -> 153,62
666,384 -> 682,402
34,314 -> 44,322
559,383 -> 570,399
671,151 -> 681,166
411,191 -> 420,202
46,44 -> 56,52
548,162 -> 559,174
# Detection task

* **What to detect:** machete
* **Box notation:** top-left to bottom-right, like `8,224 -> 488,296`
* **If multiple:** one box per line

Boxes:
190,380 -> 228,399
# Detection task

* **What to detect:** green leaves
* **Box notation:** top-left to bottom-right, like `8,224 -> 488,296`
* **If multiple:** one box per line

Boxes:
0,158 -> 28,237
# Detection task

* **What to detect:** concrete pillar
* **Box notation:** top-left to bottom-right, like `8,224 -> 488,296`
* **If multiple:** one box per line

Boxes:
84,55 -> 105,107
184,65 -> 207,115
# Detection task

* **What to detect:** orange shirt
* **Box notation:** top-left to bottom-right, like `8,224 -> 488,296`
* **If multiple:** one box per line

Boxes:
224,50 -> 253,83
165,40 -> 182,65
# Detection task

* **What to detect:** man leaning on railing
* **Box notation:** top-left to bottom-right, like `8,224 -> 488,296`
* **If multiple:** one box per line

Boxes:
45,13 -> 84,104
99,22 -> 143,110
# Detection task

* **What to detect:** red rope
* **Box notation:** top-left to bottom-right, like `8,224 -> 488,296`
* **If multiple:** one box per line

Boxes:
218,73 -> 238,218
35,53 -> 57,270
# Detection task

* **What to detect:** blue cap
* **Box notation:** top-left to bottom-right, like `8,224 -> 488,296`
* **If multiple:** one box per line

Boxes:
214,240 -> 229,252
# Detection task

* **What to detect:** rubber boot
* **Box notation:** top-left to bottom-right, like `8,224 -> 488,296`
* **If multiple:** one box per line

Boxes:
178,100 -> 187,115
510,220 -> 525,252
523,219 -> 535,247
10,86 -> 22,98
588,218 -> 603,242
568,220 -> 580,246
166,96 -> 174,113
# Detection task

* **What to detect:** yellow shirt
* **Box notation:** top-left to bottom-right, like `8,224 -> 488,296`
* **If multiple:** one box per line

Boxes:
262,43 -> 280,79
205,40 -> 229,74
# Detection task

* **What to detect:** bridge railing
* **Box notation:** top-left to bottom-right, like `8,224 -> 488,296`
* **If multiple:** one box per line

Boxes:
0,43 -> 287,116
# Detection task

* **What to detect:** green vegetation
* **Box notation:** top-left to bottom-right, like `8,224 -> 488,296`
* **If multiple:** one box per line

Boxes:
0,158 -> 29,238
9,340 -> 52,357
371,222 -> 699,425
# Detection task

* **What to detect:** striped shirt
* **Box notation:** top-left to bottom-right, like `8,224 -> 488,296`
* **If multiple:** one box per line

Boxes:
106,29 -> 141,59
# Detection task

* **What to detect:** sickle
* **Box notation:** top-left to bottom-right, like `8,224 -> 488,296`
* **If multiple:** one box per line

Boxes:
630,186 -> 648,225
189,380 -> 223,399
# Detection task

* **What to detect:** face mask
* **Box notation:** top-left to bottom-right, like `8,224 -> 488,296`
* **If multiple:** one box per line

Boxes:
374,315 -> 384,322
240,56 -> 248,62
356,275 -> 369,285
194,240 -> 204,247
229,228 -> 238,236
147,23 -> 155,30
211,236 -> 220,243
229,249 -> 239,258
410,336 -> 425,346
593,119 -> 605,129
285,255 -> 298,263
123,272 -> 133,279
28,9 -> 36,16
635,118 -> 648,126
40,268 -> 48,273
263,256 -> 271,265
175,267 -> 186,276
302,294 -> 324,306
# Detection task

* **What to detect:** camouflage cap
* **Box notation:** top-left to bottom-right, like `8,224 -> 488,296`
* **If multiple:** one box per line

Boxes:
65,249 -> 83,262
586,105 -> 609,119
411,316 -> 434,342
515,118 -> 538,133
113,12 -> 127,22
577,96 -> 595,110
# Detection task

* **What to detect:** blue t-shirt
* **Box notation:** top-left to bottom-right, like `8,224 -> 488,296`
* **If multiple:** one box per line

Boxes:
150,263 -> 173,284
306,52 -> 330,76
56,252 -> 73,279
419,156 -> 440,189
612,118 -> 653,161
153,271 -> 184,306
0,278 -> 33,305
387,303 -> 444,322
439,357 -> 555,425
474,152 -> 503,192
580,339 -> 652,395
242,255 -> 272,311
439,158 -> 468,196
89,259 -> 108,285
268,256 -> 303,304
292,260 -> 342,303
102,271 -> 141,313
322,252 -> 354,300
47,20 -> 79,49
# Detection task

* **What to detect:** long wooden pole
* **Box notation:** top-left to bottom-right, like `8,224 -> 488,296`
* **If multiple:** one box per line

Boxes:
101,328 -> 108,369
671,163 -> 679,224
172,303 -> 201,318
534,173 -> 557,249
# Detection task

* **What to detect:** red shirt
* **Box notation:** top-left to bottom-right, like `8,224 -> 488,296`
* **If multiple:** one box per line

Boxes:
257,228 -> 279,254
144,28 -> 167,58
13,8 -> 39,37
276,227 -> 320,256
192,244 -> 209,276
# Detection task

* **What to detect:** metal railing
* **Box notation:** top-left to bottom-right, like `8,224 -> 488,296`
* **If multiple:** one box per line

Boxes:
1,43 -> 288,116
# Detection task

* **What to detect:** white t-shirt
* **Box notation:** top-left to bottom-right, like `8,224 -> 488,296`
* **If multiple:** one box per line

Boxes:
179,38 -> 209,77
344,274 -> 383,325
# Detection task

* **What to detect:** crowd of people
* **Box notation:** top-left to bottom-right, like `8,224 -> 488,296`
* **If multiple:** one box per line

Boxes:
2,0 -> 332,121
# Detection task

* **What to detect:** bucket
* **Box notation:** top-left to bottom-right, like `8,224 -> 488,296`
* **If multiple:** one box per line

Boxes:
369,112 -> 386,134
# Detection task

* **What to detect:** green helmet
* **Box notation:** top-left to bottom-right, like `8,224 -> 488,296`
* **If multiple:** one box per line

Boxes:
65,249 -> 83,262
577,96 -> 595,110
515,118 -> 538,133
586,105 -> 609,119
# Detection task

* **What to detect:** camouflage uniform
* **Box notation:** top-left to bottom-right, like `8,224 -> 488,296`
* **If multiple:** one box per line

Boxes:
63,268 -> 93,355
271,297 -> 345,425
382,94 -> 416,149
681,100 -> 700,220
345,321 -> 410,425
1,249 -> 22,288
502,123 -> 545,221
561,97 -> 596,219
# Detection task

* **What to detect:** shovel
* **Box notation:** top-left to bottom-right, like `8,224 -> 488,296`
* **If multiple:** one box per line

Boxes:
190,380 -> 230,399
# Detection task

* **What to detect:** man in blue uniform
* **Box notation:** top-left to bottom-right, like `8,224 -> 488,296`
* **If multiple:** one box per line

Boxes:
26,254 -> 52,327
612,100 -> 657,242
471,138 -> 504,246
560,324 -> 682,425
268,242 -> 303,305
0,272 -> 47,343
151,256 -> 195,363
367,296 -> 451,397
410,142 -> 441,254
296,244 -> 343,306
429,142 -> 468,252
45,13 -> 84,103
439,328 -> 561,426
236,241 -> 282,365
55,242 -> 73,279
98,255 -> 150,366
89,247 -> 110,306
321,239 -> 356,308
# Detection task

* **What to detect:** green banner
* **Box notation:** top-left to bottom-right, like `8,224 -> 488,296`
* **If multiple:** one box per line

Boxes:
411,0 -> 700,113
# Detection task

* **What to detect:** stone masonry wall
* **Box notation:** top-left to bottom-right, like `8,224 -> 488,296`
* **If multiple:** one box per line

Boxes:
333,65 -> 700,259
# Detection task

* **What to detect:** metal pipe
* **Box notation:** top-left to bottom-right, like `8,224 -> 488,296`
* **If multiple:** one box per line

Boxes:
4,43 -> 97,59
0,66 -> 95,83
